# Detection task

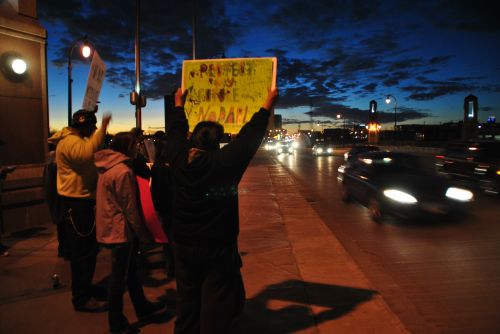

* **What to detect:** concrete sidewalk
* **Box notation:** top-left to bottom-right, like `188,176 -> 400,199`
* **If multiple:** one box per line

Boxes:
0,151 -> 408,334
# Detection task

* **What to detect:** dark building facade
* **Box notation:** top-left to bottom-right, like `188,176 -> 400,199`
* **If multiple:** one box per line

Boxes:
1,0 -> 50,232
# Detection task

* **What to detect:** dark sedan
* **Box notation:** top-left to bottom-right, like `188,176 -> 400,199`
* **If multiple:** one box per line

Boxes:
435,141 -> 500,196
344,144 -> 379,162
337,151 -> 474,222
312,142 -> 334,156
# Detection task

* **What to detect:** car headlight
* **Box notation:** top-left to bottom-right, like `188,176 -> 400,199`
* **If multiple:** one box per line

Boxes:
383,189 -> 418,204
327,148 -> 333,153
445,187 -> 473,201
344,152 -> 349,160
317,148 -> 323,153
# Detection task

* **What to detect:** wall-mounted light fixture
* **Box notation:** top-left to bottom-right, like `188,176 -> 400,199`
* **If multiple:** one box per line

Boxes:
1,52 -> 29,81
11,58 -> 27,75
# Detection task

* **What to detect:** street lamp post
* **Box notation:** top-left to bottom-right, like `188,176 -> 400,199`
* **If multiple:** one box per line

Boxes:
337,114 -> 346,145
336,114 -> 346,129
67,36 -> 93,125
385,94 -> 398,131
309,97 -> 314,131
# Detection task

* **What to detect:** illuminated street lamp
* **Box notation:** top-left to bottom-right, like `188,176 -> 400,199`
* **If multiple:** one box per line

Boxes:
67,36 -> 93,126
385,94 -> 398,131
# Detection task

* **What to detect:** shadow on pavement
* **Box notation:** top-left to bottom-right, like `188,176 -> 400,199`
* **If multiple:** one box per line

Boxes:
130,309 -> 176,331
240,279 -> 376,334
7,226 -> 51,239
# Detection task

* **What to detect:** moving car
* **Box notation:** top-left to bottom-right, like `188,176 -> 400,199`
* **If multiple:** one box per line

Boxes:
338,151 -> 473,222
435,141 -> 500,196
344,144 -> 379,162
275,141 -> 295,155
312,142 -> 334,156
264,139 -> 277,151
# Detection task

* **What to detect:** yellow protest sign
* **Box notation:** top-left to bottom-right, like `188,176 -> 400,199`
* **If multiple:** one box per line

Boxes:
182,57 -> 277,134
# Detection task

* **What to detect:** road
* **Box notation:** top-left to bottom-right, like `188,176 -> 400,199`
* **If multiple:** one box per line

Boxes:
270,148 -> 500,334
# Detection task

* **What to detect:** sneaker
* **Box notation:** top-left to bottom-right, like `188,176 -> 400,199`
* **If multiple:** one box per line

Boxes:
137,301 -> 166,321
74,297 -> 108,313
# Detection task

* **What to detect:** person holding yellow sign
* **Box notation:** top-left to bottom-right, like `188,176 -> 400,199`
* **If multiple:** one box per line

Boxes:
166,87 -> 278,334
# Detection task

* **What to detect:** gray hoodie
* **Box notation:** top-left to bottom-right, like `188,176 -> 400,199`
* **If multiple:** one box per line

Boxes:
94,149 -> 152,244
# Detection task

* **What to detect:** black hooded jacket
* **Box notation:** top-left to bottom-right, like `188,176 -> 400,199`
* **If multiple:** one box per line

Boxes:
165,106 -> 270,247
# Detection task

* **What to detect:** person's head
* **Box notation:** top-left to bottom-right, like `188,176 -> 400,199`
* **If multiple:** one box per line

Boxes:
130,127 -> 144,140
153,130 -> 165,140
188,121 -> 224,152
71,109 -> 97,138
110,132 -> 137,158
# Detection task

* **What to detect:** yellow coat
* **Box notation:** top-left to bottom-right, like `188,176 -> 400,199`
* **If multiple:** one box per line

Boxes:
48,127 -> 105,198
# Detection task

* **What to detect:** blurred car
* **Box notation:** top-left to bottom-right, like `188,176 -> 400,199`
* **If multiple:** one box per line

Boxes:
435,141 -> 500,196
264,139 -> 277,151
275,141 -> 295,155
337,151 -> 473,222
312,142 -> 334,156
344,144 -> 380,162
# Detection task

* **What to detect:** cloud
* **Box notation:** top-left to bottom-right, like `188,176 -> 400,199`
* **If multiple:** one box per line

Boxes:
143,70 -> 183,100
422,0 -> 500,32
304,103 -> 430,125
362,83 -> 377,92
39,0 -> 500,120
38,0 -> 241,100
402,77 -> 477,101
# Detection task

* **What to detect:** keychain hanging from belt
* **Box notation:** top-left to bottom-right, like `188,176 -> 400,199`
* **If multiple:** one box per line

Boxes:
67,207 -> 96,237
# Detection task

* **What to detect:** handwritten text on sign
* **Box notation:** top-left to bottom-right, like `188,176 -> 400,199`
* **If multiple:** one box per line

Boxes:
82,51 -> 106,111
182,58 -> 276,134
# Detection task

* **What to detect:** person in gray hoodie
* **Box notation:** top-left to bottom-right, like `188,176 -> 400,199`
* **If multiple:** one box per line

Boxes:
95,132 -> 163,334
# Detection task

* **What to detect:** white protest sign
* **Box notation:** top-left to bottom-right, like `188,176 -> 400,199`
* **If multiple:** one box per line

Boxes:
82,51 -> 106,111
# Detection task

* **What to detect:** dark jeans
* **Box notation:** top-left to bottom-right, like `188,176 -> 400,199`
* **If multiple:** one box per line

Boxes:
108,243 -> 150,332
174,242 -> 245,334
60,196 -> 99,307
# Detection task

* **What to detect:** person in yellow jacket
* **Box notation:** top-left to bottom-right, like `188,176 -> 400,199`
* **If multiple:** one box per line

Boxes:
48,109 -> 111,313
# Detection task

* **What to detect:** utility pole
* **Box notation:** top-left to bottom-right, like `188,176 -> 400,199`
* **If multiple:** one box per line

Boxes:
131,0 -> 146,129
192,0 -> 197,60
309,97 -> 313,130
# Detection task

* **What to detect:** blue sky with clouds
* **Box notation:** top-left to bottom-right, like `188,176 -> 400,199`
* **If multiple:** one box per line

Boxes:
38,0 -> 500,133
